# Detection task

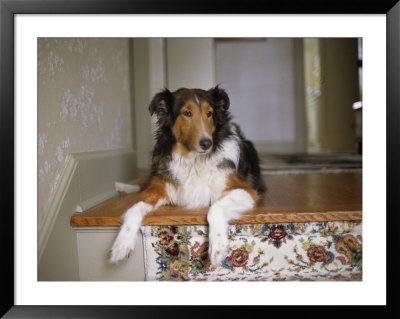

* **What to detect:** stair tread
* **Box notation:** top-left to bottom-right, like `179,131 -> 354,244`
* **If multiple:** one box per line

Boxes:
70,172 -> 362,227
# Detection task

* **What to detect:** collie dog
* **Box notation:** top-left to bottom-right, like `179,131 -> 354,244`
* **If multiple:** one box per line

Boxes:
110,86 -> 265,267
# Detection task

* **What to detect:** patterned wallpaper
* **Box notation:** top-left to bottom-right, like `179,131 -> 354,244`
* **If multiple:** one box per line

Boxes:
38,38 -> 133,225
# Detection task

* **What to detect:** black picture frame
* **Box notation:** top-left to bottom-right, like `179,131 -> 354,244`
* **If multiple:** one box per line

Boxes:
1,0 -> 399,317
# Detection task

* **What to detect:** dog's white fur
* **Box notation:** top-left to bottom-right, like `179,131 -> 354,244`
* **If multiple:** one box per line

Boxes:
114,182 -> 140,194
165,135 -> 241,209
110,128 -> 255,267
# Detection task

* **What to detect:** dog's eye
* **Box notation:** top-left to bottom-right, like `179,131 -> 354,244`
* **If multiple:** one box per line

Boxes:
183,110 -> 192,117
206,111 -> 213,118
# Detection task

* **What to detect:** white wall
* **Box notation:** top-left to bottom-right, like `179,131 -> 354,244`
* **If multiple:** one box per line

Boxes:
215,38 -> 305,153
166,38 -> 215,90
133,38 -> 166,168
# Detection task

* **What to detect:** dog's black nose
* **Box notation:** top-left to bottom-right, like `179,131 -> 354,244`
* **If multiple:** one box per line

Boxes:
199,138 -> 212,151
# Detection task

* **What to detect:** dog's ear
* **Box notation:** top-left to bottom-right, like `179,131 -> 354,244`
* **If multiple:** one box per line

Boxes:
149,89 -> 173,117
208,85 -> 230,111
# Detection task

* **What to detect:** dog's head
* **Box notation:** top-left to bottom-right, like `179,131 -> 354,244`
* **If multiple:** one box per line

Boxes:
149,86 -> 230,156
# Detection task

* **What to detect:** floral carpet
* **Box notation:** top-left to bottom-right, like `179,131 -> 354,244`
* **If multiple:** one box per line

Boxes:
141,221 -> 362,281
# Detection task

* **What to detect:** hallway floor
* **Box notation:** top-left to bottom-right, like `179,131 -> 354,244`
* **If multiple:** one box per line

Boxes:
259,152 -> 362,174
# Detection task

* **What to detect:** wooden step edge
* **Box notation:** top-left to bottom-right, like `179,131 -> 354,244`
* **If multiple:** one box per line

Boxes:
71,209 -> 362,227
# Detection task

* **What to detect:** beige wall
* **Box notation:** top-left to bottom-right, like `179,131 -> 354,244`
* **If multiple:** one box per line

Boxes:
321,38 -> 359,151
38,38 -> 133,225
303,38 -> 324,151
303,38 -> 359,153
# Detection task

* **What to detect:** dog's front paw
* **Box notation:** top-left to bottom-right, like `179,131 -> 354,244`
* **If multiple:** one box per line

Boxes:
109,226 -> 136,264
208,230 -> 230,268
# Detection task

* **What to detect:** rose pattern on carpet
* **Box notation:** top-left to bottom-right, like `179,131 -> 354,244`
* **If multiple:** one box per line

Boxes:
141,221 -> 362,281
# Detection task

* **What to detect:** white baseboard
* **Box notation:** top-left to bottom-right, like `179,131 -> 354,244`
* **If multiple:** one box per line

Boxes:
74,189 -> 118,213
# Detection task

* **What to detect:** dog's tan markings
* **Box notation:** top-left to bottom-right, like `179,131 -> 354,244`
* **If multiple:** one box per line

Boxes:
200,102 -> 215,133
172,102 -> 200,152
224,174 -> 260,204
172,142 -> 190,157
137,176 -> 169,206
172,98 -> 215,154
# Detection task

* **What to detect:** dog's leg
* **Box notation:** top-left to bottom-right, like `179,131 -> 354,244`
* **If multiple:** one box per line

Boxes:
109,201 -> 154,263
109,177 -> 168,263
207,188 -> 256,268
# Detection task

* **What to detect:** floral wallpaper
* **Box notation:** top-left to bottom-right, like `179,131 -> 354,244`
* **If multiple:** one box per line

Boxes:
38,38 -> 133,225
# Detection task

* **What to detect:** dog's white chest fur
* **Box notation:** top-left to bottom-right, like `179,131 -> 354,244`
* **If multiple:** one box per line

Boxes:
166,136 -> 240,208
